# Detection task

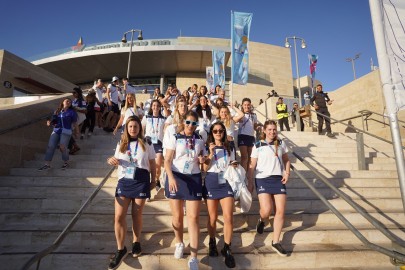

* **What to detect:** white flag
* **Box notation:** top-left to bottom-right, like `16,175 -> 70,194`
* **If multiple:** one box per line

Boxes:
370,0 -> 405,112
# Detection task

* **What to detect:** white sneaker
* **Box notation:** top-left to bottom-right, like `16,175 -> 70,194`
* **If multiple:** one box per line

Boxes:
174,242 -> 184,259
188,257 -> 199,270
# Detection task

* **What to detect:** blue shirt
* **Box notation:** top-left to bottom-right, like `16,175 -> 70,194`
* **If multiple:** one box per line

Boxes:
53,108 -> 78,133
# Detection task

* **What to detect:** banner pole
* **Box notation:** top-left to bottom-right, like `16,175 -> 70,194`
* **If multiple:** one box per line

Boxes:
369,0 -> 405,212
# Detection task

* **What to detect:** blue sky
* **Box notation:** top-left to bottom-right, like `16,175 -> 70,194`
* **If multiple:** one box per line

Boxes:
0,0 -> 377,91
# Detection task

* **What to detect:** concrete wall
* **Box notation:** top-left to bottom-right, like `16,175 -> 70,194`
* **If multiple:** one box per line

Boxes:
0,50 -> 77,98
0,94 -> 71,175
327,70 -> 405,141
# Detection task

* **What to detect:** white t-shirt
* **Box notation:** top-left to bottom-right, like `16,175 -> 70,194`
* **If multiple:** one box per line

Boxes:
125,84 -> 136,95
207,146 -> 236,173
165,132 -> 205,174
238,113 -> 258,136
107,84 -> 120,104
250,139 -> 288,178
162,124 -> 177,158
94,87 -> 105,109
114,140 -> 156,180
141,115 -> 166,141
121,107 -> 139,127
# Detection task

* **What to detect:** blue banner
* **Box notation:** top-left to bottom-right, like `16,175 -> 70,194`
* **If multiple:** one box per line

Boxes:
212,50 -> 225,92
231,11 -> 253,85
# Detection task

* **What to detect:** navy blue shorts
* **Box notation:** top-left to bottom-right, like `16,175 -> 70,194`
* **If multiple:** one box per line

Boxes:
165,171 -> 202,200
255,175 -> 287,195
203,172 -> 234,200
115,168 -> 151,199
153,140 -> 163,154
237,134 -> 255,147
145,137 -> 163,154
109,102 -> 120,114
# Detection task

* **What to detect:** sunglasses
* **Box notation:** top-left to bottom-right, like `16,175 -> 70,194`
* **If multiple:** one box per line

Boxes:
212,129 -> 224,134
185,120 -> 198,126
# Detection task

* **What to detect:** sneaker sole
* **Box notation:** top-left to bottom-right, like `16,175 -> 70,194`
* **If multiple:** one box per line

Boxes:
132,251 -> 142,258
271,245 -> 288,257
108,252 -> 128,270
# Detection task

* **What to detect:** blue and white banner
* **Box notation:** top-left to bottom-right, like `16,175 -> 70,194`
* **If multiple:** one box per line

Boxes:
206,66 -> 214,94
213,50 -> 225,91
231,11 -> 253,85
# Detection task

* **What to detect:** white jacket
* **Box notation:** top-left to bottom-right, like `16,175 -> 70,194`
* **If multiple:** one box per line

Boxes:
224,164 -> 252,213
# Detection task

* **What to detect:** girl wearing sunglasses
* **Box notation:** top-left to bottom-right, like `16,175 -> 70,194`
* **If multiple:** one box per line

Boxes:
203,122 -> 236,268
247,120 -> 291,257
164,111 -> 205,270
106,116 -> 157,269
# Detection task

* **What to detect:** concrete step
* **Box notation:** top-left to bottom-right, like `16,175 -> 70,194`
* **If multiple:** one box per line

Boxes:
0,248 -> 394,270
1,197 -> 403,215
9,167 -> 111,177
288,169 -> 398,179
289,156 -> 395,164
1,229 -> 403,254
1,212 -> 403,232
24,160 -> 111,170
0,176 -> 400,190
0,185 -> 400,200
34,153 -> 110,162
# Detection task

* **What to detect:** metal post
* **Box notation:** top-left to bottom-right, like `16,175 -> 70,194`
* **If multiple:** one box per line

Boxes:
351,59 -> 357,80
126,31 -> 135,79
356,133 -> 366,170
293,38 -> 303,107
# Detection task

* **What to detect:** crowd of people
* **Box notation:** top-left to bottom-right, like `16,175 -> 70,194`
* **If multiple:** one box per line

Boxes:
39,76 -> 332,270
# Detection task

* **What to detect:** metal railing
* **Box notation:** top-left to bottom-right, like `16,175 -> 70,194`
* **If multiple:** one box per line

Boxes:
283,109 -> 405,265
313,109 -> 405,150
20,167 -> 115,270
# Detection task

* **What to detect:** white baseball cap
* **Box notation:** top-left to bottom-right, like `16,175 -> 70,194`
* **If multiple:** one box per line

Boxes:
112,76 -> 119,82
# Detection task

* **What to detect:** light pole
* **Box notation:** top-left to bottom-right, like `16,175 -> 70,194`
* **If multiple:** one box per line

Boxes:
346,53 -> 361,80
121,29 -> 143,80
285,36 -> 307,107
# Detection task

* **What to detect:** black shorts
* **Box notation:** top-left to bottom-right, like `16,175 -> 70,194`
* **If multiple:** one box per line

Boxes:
109,102 -> 120,114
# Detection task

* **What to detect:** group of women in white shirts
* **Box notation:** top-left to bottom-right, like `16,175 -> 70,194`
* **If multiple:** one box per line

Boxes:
106,84 -> 291,270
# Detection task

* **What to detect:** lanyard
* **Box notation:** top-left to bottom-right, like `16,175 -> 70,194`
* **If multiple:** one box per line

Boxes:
129,108 -> 136,116
127,140 -> 139,164
240,113 -> 252,130
151,116 -> 159,133
185,134 -> 196,159
60,111 -> 65,129
213,147 -> 227,170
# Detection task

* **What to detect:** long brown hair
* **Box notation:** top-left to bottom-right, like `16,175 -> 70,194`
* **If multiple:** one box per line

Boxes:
261,120 -> 279,156
206,122 -> 231,156
119,116 -> 146,153
56,98 -> 73,114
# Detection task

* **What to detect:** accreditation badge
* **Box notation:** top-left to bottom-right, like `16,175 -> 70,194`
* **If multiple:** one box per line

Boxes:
125,165 -> 136,179
183,161 -> 194,175
151,134 -> 158,144
218,171 -> 226,184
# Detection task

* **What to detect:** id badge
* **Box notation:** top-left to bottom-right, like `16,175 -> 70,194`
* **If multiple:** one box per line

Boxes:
218,171 -> 226,184
125,166 -> 136,179
183,161 -> 193,174
151,134 -> 158,144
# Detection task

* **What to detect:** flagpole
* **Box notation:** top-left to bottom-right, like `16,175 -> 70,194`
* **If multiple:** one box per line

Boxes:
369,0 -> 405,212
230,10 -> 234,106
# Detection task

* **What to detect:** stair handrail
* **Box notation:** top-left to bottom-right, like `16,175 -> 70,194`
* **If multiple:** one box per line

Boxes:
288,158 -> 405,263
277,125 -> 405,263
313,109 -> 405,149
20,166 -> 116,270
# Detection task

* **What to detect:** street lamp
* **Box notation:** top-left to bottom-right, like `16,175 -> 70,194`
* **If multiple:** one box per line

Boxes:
346,53 -> 361,80
285,36 -> 307,107
121,29 -> 143,79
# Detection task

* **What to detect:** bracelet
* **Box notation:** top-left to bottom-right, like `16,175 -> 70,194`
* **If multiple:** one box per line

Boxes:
285,172 -> 290,175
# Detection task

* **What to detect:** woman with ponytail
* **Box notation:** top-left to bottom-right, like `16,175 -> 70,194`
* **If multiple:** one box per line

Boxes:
247,120 -> 291,257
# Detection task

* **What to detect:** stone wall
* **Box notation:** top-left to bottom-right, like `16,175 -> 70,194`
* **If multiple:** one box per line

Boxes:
0,94 -> 71,175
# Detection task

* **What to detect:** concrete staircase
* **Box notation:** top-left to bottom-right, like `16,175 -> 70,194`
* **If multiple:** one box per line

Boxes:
0,129 -> 403,269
